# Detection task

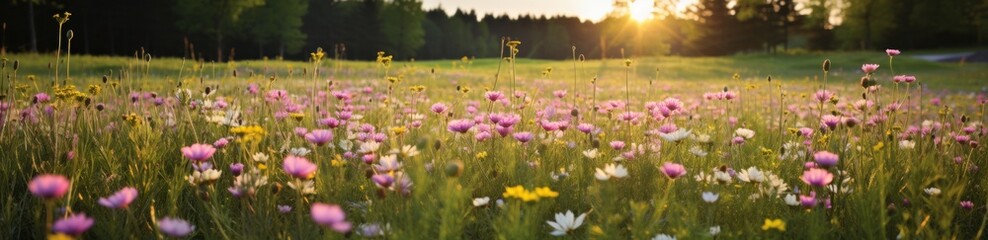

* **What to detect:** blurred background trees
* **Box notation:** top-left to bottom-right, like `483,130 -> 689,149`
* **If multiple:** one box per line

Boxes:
0,0 -> 984,61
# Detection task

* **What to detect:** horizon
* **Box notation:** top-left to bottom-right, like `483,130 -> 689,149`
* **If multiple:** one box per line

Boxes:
421,0 -> 698,22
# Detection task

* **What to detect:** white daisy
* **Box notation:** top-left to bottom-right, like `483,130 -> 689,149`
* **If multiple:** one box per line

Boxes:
737,166 -> 765,183
924,187 -> 941,196
660,129 -> 692,142
702,191 -> 719,203
594,163 -> 629,181
546,210 -> 587,236
735,128 -> 755,139
583,148 -> 599,159
652,234 -> 676,240
472,197 -> 490,207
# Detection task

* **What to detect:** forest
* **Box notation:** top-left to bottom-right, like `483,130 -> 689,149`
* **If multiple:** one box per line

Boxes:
1,0 -> 986,61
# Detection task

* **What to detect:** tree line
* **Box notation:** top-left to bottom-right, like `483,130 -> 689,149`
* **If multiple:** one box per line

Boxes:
1,0 -> 986,61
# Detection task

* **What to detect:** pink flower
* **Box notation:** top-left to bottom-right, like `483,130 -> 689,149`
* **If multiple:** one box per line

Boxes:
886,49 -> 900,56
801,168 -> 834,187
311,203 -> 352,233
213,138 -> 230,148
484,91 -> 504,102
157,217 -> 195,237
861,64 -> 880,74
577,123 -> 594,134
660,162 -> 687,179
553,90 -> 567,98
371,174 -> 394,188
513,132 -> 534,143
52,213 -> 94,236
610,141 -> 625,150
821,115 -> 841,130
29,174 -> 70,199
305,129 -> 334,146
447,119 -> 475,133
181,144 -> 216,162
813,90 -> 833,103
283,156 -> 317,179
98,187 -> 138,209
430,103 -> 449,114
813,151 -> 839,167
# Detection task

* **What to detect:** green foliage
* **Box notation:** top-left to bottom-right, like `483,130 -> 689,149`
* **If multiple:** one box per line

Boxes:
379,0 -> 425,59
241,0 -> 309,57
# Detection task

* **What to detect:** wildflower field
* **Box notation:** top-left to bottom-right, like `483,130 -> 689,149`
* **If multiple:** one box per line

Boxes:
2,47 -> 988,239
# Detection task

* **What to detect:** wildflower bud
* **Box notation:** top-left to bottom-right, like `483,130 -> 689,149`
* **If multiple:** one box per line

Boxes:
13,60 -> 19,70
66,30 -> 74,39
95,104 -> 105,111
272,183 -> 283,195
860,76 -> 876,88
591,139 -> 600,148
570,109 -> 579,117
433,140 -> 442,150
445,161 -> 463,177
822,59 -> 831,72
961,115 -> 968,123
233,69 -> 238,78
102,75 -> 108,83
722,86 -> 728,92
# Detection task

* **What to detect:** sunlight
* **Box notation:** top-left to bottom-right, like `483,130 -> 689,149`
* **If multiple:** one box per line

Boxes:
629,0 -> 654,22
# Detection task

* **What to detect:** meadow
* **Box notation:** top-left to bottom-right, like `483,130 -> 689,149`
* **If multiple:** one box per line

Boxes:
1,48 -> 987,239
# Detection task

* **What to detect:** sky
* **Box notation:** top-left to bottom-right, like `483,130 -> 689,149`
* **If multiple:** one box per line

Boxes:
420,0 -> 698,23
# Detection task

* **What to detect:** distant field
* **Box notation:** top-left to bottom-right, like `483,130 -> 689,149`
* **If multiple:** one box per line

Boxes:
4,51 -> 986,91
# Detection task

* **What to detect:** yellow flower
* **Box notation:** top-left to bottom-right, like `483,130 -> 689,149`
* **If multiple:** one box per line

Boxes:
534,187 -> 558,198
872,142 -> 885,151
475,151 -> 488,159
48,234 -> 74,240
290,112 -> 305,121
231,125 -> 267,143
518,191 -> 540,202
390,126 -> 407,136
257,163 -> 268,170
506,40 -> 521,48
503,185 -> 526,198
761,218 -> 786,231
331,154 -> 346,167
590,225 -> 604,235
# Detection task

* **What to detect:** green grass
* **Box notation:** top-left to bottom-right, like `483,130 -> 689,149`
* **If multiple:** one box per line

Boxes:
0,51 -> 986,239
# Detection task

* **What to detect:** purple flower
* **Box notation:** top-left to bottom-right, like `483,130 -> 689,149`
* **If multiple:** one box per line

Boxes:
181,144 -> 216,162
431,102 -> 449,114
157,217 -> 195,238
513,132 -> 534,143
484,91 -> 504,102
801,168 -> 834,187
800,194 -> 817,208
821,115 -> 841,130
577,123 -> 594,134
294,127 -> 309,136
813,151 -> 840,168
33,93 -> 51,104
283,156 -> 317,179
372,174 -> 394,188
660,162 -> 687,179
447,119 -> 475,133
230,163 -> 245,177
98,187 -> 138,209
278,205 -> 293,213
311,203 -> 352,233
961,201 -> 975,210
610,141 -> 625,150
305,129 -> 334,146
52,213 -> 94,236
29,174 -> 70,199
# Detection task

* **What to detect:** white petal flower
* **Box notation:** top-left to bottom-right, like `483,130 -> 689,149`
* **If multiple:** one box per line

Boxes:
252,152 -> 270,162
583,148 -> 599,159
735,128 -> 755,139
660,129 -> 692,142
709,226 -> 721,236
924,187 -> 941,196
595,164 -> 628,181
472,197 -> 490,207
689,145 -> 708,157
898,140 -> 915,149
737,166 -> 765,183
702,192 -> 719,203
359,141 -> 381,153
546,210 -> 587,236
652,234 -> 676,240
784,194 -> 800,206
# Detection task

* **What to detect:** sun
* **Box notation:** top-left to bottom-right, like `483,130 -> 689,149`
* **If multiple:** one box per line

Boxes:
629,0 -> 655,22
